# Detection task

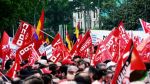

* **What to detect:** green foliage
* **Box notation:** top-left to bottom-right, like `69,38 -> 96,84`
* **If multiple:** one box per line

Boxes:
1,0 -> 150,37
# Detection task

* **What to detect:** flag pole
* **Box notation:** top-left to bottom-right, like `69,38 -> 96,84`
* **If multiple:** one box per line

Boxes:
38,29 -> 54,39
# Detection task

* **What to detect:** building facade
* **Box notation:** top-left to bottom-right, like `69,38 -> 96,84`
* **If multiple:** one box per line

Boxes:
73,8 -> 100,33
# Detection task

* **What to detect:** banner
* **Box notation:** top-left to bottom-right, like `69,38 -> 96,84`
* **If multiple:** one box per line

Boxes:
16,40 -> 42,61
12,21 -> 33,47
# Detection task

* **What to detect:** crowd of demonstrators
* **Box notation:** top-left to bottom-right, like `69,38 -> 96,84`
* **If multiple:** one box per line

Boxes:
0,54 -> 150,84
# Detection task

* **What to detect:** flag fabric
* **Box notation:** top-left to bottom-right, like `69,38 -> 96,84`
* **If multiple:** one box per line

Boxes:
133,36 -> 140,47
117,21 -> 130,52
49,33 -> 63,63
103,28 -> 120,62
28,47 -> 40,66
111,40 -> 146,84
36,9 -> 44,40
94,42 -> 112,65
70,35 -> 82,57
139,18 -> 150,34
1,31 -> 11,70
111,55 -> 124,84
140,42 -> 150,62
45,36 -> 50,44
1,31 -> 10,45
76,30 -> 92,57
103,21 -> 130,62
131,45 -> 146,70
137,36 -> 150,51
16,39 -> 42,61
75,22 -> 80,39
65,31 -> 72,51
72,22 -> 80,44
32,32 -> 39,41
137,36 -> 150,62
6,54 -> 21,79
12,21 -> 33,47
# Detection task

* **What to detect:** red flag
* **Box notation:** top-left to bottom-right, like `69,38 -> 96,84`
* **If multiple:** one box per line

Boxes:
137,36 -> 150,51
111,40 -> 146,84
131,46 -> 146,70
16,39 -> 42,61
94,42 -> 112,65
51,33 -> 63,49
103,21 -> 130,62
139,18 -> 150,34
1,31 -> 9,45
28,48 -> 40,66
49,33 -> 63,63
103,28 -> 119,62
111,56 -> 123,84
6,54 -> 21,79
117,21 -> 130,52
78,37 -> 92,58
77,30 -> 92,57
1,31 -> 11,70
70,35 -> 82,57
133,36 -> 140,47
36,9 -> 44,40
12,21 -> 33,47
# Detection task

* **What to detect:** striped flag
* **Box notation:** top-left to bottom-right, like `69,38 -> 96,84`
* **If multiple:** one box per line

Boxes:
72,22 -> 80,44
65,31 -> 72,51
36,9 -> 44,40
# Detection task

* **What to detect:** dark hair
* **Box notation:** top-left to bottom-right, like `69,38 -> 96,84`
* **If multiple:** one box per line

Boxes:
49,64 -> 57,75
89,66 -> 102,80
41,74 -> 52,84
23,76 -> 44,84
73,56 -> 81,61
59,65 -> 68,76
5,59 -> 13,70
75,73 -> 91,84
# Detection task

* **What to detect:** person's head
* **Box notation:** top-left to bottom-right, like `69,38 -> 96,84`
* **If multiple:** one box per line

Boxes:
96,63 -> 107,70
106,61 -> 116,72
57,65 -> 68,79
73,56 -> 81,63
67,65 -> 78,81
49,64 -> 57,75
77,60 -> 86,71
105,70 -> 113,83
88,66 -> 99,81
22,76 -> 44,84
75,72 -> 91,84
41,74 -> 52,84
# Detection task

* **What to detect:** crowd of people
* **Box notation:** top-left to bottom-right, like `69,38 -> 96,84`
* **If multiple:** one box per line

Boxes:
0,54 -> 150,84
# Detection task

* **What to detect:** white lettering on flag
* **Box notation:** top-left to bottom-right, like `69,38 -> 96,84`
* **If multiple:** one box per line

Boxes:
46,45 -> 52,59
